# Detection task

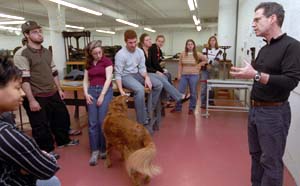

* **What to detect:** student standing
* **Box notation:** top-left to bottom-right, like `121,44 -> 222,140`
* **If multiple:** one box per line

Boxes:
83,40 -> 113,166
171,39 -> 206,114
14,21 -> 79,157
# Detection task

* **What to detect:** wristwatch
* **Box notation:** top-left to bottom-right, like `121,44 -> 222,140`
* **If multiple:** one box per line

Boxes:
254,71 -> 261,82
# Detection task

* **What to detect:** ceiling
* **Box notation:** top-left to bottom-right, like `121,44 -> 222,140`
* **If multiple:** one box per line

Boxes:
0,0 -> 219,33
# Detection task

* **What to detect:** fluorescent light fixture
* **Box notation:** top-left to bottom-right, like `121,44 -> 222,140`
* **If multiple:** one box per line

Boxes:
192,15 -> 200,25
144,27 -> 156,33
0,21 -> 26,25
96,29 -> 115,34
187,0 -> 195,11
48,0 -> 102,16
193,0 -> 198,8
66,24 -> 85,29
0,25 -> 21,31
196,25 -> 202,31
0,13 -> 24,20
116,19 -> 139,27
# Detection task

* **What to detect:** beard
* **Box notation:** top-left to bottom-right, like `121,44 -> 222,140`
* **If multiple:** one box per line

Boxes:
31,39 -> 44,45
28,35 -> 44,45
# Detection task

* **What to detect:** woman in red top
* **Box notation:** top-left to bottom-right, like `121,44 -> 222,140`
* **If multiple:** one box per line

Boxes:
83,40 -> 113,166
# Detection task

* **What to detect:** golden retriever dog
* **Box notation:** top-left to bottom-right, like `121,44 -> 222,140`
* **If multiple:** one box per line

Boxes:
103,95 -> 161,186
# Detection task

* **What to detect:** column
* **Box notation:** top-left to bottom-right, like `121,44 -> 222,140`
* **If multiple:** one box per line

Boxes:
217,0 -> 238,63
39,0 -> 66,79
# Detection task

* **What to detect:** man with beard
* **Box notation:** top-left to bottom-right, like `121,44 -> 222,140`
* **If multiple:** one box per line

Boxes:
14,21 -> 79,158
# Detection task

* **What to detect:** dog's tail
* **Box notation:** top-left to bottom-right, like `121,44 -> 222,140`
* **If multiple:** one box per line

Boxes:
126,142 -> 161,177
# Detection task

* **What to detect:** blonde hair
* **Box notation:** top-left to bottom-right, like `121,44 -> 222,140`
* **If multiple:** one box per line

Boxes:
207,36 -> 219,50
155,35 -> 165,41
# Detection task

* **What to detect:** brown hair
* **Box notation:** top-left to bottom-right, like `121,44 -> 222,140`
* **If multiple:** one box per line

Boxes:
138,33 -> 149,48
124,30 -> 137,42
207,36 -> 219,50
255,2 -> 285,27
85,40 -> 102,69
184,39 -> 199,62
156,34 -> 165,41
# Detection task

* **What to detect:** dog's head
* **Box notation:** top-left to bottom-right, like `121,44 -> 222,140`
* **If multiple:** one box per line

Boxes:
107,95 -> 128,115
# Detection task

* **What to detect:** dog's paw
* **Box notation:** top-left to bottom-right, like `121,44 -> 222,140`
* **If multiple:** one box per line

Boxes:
144,175 -> 151,184
104,160 -> 112,168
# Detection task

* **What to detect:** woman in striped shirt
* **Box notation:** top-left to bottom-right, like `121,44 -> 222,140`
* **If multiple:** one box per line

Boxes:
0,58 -> 60,186
171,39 -> 207,114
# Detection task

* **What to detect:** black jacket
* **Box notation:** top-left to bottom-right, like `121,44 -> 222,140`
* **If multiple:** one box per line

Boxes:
147,44 -> 164,73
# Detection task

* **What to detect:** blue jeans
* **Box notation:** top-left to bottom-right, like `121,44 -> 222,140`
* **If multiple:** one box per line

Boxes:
200,70 -> 209,105
150,73 -> 182,101
36,176 -> 61,186
248,102 -> 291,186
87,86 -> 113,152
122,73 -> 163,124
175,74 -> 199,111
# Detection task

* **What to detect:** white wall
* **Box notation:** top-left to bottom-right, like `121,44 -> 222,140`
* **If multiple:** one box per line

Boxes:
237,0 -> 300,184
0,31 -> 52,51
218,0 -> 237,62
94,28 -> 216,55
0,28 -> 216,57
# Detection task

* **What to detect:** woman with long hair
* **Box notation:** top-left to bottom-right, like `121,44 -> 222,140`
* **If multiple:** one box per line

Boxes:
201,36 -> 222,108
83,40 -> 113,166
139,33 -> 190,108
171,39 -> 206,114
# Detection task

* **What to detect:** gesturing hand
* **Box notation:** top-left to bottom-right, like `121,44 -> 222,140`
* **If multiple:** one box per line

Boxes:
230,59 -> 256,79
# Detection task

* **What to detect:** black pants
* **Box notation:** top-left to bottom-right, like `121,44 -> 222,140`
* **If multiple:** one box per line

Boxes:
248,102 -> 291,186
23,92 -> 71,152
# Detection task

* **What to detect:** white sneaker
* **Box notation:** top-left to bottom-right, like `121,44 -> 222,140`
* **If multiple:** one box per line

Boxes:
89,150 -> 99,166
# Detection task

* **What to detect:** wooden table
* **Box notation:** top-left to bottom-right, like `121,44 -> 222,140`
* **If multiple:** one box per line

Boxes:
60,80 -> 86,119
61,80 -> 163,130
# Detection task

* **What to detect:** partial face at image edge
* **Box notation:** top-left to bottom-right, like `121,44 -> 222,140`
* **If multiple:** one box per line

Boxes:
0,79 -> 24,113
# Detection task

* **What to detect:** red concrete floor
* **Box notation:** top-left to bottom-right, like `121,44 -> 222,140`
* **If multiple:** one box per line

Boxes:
54,104 -> 296,186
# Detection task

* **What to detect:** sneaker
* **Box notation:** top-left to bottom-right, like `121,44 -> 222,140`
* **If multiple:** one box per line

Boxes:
57,139 -> 79,148
48,151 -> 60,160
99,152 -> 106,160
89,151 -> 99,166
